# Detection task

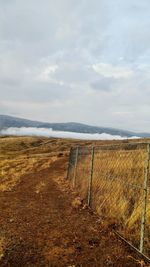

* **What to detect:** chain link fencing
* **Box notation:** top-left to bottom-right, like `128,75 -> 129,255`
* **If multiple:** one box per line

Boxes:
67,142 -> 150,258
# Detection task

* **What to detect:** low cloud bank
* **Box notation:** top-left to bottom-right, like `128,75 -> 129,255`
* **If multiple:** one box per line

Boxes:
0,127 -> 140,140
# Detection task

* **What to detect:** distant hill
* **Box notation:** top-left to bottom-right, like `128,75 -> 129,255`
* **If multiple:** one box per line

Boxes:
0,114 -> 149,138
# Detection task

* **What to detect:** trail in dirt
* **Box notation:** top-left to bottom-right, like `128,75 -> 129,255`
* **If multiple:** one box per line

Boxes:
0,157 -> 148,267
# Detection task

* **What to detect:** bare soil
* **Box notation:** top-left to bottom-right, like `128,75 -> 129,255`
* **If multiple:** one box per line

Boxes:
0,137 -> 150,266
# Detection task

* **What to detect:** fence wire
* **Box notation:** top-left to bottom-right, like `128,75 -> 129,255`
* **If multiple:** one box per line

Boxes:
67,143 -> 150,258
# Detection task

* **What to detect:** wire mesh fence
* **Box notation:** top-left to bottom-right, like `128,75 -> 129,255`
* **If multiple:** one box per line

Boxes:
67,142 -> 150,258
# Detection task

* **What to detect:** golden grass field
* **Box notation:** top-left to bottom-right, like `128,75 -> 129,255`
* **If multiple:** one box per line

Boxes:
1,135 -> 150,265
71,143 -> 150,255
0,136 -> 71,262
0,137 -> 60,192
0,135 -> 138,193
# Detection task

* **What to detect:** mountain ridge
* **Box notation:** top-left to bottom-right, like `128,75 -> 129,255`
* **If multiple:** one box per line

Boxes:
0,114 -> 149,137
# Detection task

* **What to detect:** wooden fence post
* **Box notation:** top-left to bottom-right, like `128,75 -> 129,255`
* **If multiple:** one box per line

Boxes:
73,147 -> 79,188
140,143 -> 150,253
66,147 -> 72,180
88,147 -> 95,207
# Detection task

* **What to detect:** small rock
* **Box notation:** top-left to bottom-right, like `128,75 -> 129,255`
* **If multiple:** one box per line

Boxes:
74,243 -> 82,251
0,253 -> 4,260
88,237 -> 99,247
71,197 -> 82,208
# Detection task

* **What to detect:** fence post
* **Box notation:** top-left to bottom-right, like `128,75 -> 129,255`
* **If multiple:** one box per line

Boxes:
140,143 -> 150,253
88,147 -> 95,207
73,147 -> 79,188
66,147 -> 72,180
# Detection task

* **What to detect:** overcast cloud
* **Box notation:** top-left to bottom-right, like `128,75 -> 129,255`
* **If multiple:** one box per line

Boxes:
0,0 -> 150,132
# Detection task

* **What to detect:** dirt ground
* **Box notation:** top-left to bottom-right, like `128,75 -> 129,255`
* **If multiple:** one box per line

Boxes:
0,136 -> 150,266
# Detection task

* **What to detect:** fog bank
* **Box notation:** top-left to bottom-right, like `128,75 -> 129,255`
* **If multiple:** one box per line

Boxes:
0,127 -> 140,140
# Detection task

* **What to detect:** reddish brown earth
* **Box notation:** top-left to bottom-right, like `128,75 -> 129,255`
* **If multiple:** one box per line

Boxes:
0,138 -> 150,266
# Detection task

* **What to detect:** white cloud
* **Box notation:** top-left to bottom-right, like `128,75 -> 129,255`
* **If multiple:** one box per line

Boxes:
38,65 -> 58,81
0,127 -> 139,140
0,0 -> 150,132
92,63 -> 133,78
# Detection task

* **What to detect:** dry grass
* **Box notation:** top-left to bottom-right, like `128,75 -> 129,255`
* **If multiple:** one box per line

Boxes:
0,237 -> 5,260
1,136 -> 150,255
0,136 -> 68,192
73,145 -> 150,251
1,136 -> 150,265
0,155 -> 59,192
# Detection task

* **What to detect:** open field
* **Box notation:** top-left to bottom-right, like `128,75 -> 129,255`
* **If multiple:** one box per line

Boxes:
0,136 -> 150,266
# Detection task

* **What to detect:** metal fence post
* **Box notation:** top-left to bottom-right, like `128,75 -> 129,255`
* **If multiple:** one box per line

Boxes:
140,143 -> 150,253
73,147 -> 79,188
66,147 -> 72,180
88,147 -> 95,207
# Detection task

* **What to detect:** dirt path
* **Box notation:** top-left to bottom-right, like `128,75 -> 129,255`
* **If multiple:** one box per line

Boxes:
0,156 -> 148,266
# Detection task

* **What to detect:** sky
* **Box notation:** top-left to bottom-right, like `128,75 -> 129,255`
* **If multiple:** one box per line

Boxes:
0,0 -> 150,132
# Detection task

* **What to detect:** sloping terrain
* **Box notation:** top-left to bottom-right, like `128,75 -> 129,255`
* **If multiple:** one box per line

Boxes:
1,114 -> 148,137
0,136 -> 150,266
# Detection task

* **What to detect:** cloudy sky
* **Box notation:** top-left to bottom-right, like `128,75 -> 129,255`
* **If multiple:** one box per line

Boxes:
0,0 -> 150,132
